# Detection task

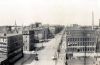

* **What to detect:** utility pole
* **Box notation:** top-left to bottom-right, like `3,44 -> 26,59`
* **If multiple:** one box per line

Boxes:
83,28 -> 86,65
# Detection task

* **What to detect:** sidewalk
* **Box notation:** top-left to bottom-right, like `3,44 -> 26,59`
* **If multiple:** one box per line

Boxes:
15,51 -> 36,65
56,32 -> 66,65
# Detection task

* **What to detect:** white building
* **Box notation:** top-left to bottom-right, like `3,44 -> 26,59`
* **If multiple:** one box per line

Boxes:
66,25 -> 99,59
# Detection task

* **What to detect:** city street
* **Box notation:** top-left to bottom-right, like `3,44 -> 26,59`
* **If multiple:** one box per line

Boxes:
1,0 -> 100,65
28,29 -> 65,65
15,29 -> 66,65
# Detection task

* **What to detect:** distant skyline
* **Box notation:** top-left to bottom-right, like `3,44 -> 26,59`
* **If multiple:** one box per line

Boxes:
0,0 -> 100,26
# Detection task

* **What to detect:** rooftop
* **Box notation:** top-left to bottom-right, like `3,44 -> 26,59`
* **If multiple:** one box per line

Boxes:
0,33 -> 22,37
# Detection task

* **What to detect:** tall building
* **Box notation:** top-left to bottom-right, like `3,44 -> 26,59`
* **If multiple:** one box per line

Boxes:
66,25 -> 98,59
0,34 -> 23,65
33,27 -> 50,42
22,30 -> 35,51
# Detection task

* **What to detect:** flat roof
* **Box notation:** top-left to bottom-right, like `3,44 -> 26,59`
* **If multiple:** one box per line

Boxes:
0,33 -> 22,37
7,33 -> 22,37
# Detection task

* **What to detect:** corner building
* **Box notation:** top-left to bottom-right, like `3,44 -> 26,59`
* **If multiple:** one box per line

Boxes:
0,34 -> 23,65
23,30 -> 35,51
66,25 -> 98,59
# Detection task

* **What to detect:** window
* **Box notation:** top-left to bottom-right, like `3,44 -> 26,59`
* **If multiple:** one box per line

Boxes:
83,48 -> 84,52
78,42 -> 79,46
26,46 -> 27,49
88,42 -> 89,46
91,42 -> 94,46
70,38 -> 72,41
80,42 -> 82,46
68,38 -> 69,41
73,43 -> 75,46
90,48 -> 92,51
80,38 -> 82,41
85,38 -> 87,41
92,48 -> 94,51
75,38 -> 76,41
26,40 -> 27,42
72,38 -> 74,41
3,39 -> 7,43
83,42 -> 85,46
87,48 -> 89,52
83,38 -> 85,41
0,38 -> 3,42
85,42 -> 87,46
89,38 -> 91,41
78,38 -> 79,41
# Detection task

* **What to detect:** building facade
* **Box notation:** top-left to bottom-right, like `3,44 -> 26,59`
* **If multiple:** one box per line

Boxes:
66,25 -> 98,59
49,25 -> 64,36
0,34 -> 23,65
33,27 -> 49,42
23,30 -> 35,51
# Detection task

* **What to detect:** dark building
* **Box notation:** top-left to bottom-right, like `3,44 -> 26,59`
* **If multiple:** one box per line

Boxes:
23,24 -> 50,43
33,27 -> 49,42
0,34 -> 23,65
22,30 -> 35,51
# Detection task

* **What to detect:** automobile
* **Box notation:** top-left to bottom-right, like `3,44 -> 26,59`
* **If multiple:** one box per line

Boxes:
35,53 -> 38,56
52,56 -> 57,60
35,56 -> 39,61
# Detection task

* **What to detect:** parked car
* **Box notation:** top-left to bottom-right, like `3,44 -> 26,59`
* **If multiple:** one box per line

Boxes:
35,56 -> 39,61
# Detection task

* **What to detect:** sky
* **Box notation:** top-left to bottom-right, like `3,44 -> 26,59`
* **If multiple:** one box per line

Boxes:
0,0 -> 100,26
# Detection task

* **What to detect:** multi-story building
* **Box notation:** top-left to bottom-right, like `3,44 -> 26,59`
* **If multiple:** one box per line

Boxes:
24,23 -> 51,43
33,27 -> 50,42
66,25 -> 98,59
22,30 -> 35,51
49,25 -> 64,36
0,33 -> 23,65
29,22 -> 42,29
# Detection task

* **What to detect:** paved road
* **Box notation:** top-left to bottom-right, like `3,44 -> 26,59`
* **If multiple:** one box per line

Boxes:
25,29 -> 65,65
14,28 -> 65,65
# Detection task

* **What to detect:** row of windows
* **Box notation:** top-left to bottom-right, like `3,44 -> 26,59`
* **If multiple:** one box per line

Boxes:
67,48 -> 95,52
67,38 -> 95,41
66,31 -> 94,35
0,38 -> 7,43
0,46 -> 7,48
68,42 -> 95,46
0,43 -> 7,45
23,39 -> 34,43
8,39 -> 23,45
0,44 -> 7,48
